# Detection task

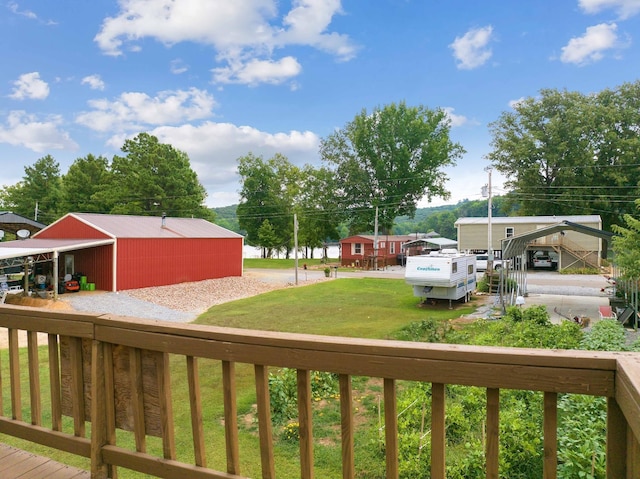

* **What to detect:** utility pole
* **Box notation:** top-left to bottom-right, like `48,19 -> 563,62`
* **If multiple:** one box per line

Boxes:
373,206 -> 379,270
294,213 -> 299,285
34,201 -> 39,221
483,167 -> 493,270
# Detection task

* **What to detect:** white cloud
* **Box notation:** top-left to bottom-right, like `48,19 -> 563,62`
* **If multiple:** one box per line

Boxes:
579,0 -> 640,19
0,111 -> 78,152
276,0 -> 357,61
442,107 -> 468,127
9,72 -> 50,100
105,121 -> 320,205
7,2 -> 36,19
170,59 -> 189,74
560,23 -> 620,65
450,26 -> 494,70
7,1 -> 56,25
212,56 -> 302,85
81,74 -> 106,90
76,88 -> 216,132
94,0 -> 356,85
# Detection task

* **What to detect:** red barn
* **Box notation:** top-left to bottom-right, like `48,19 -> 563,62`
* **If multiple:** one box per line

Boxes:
11,213 -> 243,292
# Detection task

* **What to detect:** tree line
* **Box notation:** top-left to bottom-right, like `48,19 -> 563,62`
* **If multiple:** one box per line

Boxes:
0,133 -> 213,226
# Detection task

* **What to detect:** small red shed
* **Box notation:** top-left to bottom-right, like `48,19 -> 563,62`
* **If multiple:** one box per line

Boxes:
339,234 -> 414,267
33,213 -> 243,291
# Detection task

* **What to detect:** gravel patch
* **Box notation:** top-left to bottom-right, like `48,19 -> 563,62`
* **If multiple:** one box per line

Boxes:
61,272 -> 328,323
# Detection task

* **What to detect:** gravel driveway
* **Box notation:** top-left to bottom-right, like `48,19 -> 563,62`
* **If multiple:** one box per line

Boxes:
61,270 -> 329,323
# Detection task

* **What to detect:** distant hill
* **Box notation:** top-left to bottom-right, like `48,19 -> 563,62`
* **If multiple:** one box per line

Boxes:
212,197 -> 510,238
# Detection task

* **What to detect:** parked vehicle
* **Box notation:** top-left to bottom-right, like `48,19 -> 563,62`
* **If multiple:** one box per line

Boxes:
475,254 -> 508,271
533,255 -> 553,269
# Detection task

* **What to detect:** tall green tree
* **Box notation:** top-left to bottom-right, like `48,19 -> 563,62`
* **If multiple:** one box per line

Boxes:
296,165 -> 342,258
60,154 -> 112,213
101,133 -> 212,219
1,155 -> 62,223
487,82 -> 640,230
320,102 -> 464,234
611,199 -> 640,278
236,153 -> 299,256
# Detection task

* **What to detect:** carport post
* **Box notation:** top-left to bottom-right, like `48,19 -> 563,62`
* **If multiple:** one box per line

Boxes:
53,251 -> 59,300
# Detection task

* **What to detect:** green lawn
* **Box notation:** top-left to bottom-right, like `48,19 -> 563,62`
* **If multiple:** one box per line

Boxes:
195,277 -> 477,338
243,257 -> 339,269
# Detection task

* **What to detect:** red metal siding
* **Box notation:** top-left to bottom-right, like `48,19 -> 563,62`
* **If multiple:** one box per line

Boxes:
62,245 -> 114,291
37,216 -> 111,239
116,238 -> 243,290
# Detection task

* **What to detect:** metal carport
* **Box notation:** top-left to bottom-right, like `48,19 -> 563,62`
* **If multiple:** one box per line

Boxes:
498,220 -> 614,308
0,238 -> 115,299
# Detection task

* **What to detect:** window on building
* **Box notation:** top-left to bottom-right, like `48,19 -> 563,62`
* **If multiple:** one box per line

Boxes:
353,243 -> 362,254
390,242 -> 396,254
378,241 -> 385,249
506,227 -> 515,238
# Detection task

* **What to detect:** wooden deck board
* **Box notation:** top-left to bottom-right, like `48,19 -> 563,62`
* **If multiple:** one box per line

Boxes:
0,444 -> 90,479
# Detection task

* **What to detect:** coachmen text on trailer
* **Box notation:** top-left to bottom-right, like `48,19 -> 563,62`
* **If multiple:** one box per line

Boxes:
404,249 -> 477,305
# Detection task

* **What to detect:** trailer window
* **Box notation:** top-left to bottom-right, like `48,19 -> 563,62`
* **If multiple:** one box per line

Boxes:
452,262 -> 457,274
468,264 -> 474,274
353,243 -> 362,254
390,242 -> 396,254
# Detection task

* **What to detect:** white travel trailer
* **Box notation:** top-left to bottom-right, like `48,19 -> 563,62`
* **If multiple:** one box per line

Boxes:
405,250 -> 477,304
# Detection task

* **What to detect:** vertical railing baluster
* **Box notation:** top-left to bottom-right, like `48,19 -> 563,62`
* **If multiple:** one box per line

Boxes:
27,331 -> 41,426
8,328 -> 21,421
486,388 -> 499,479
431,383 -> 446,479
69,337 -> 86,437
627,426 -> 640,478
157,352 -> 175,460
48,334 -> 62,431
187,356 -> 206,467
130,347 -> 146,453
339,374 -> 355,479
543,392 -> 557,479
222,360 -> 240,475
255,364 -> 275,479
384,378 -> 398,479
104,343 -> 118,479
606,396 -> 627,479
91,340 -> 108,479
297,369 -> 314,479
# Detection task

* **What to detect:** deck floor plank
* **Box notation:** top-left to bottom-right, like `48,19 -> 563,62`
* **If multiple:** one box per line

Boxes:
0,444 -> 90,479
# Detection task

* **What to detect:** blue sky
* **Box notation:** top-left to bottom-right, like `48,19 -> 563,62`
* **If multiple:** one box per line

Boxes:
1,0 -> 639,210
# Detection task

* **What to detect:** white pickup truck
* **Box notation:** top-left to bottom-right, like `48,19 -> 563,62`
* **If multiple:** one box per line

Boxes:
475,254 -> 508,271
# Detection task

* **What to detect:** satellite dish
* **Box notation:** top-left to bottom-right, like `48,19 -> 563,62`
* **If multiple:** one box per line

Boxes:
17,229 -> 30,240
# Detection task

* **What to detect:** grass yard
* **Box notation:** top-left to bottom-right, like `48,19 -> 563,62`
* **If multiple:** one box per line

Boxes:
243,257 -> 339,269
196,277 -> 478,338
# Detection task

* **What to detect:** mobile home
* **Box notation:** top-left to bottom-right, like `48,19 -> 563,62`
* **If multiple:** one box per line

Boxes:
404,250 -> 476,303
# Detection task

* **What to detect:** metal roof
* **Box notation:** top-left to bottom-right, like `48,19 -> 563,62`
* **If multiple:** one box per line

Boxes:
0,238 -> 115,265
455,215 -> 601,225
38,213 -> 243,239
403,237 -> 457,248
0,212 -> 46,235
501,220 -> 613,259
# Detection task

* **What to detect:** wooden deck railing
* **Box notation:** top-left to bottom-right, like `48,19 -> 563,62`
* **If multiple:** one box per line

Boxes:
0,304 -> 639,478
